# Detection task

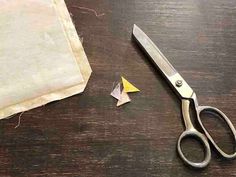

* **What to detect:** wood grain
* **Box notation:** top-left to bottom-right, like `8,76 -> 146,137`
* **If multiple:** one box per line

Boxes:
0,0 -> 235,176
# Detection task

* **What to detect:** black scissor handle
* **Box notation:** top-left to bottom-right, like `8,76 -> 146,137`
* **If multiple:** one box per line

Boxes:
196,106 -> 236,159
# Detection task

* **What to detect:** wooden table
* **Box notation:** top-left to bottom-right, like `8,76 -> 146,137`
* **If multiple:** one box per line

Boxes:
0,0 -> 236,176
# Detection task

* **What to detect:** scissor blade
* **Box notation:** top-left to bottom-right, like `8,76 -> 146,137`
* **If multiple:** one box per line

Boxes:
133,24 -> 177,77
133,24 -> 194,99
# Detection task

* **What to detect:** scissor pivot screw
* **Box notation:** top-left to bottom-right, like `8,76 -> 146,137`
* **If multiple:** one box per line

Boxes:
176,80 -> 183,87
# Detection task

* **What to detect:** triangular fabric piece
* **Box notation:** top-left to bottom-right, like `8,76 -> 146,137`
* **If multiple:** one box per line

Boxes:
117,89 -> 131,107
111,83 -> 122,100
121,77 -> 140,93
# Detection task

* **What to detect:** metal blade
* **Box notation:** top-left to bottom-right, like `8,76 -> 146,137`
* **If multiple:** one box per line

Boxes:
133,24 -> 194,99
133,24 -> 176,77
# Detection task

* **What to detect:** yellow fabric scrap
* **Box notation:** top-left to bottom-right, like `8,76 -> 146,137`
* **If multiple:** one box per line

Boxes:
121,77 -> 140,93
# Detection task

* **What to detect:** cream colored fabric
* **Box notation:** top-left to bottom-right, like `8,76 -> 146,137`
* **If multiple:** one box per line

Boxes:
0,0 -> 92,119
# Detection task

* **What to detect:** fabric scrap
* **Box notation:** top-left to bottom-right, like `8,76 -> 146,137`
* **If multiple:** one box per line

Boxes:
117,89 -> 131,107
111,83 -> 122,100
121,77 -> 140,93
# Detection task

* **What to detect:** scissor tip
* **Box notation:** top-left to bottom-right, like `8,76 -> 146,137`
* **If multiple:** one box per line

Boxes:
133,24 -> 139,35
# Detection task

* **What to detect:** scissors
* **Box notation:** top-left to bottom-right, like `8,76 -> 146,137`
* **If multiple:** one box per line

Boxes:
132,24 -> 236,168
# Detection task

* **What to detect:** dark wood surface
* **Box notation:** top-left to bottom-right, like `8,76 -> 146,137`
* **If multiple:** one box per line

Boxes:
1,0 -> 236,176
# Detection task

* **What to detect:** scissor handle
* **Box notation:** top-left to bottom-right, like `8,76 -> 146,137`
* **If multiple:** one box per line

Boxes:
196,106 -> 236,159
177,129 -> 211,168
177,99 -> 211,168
